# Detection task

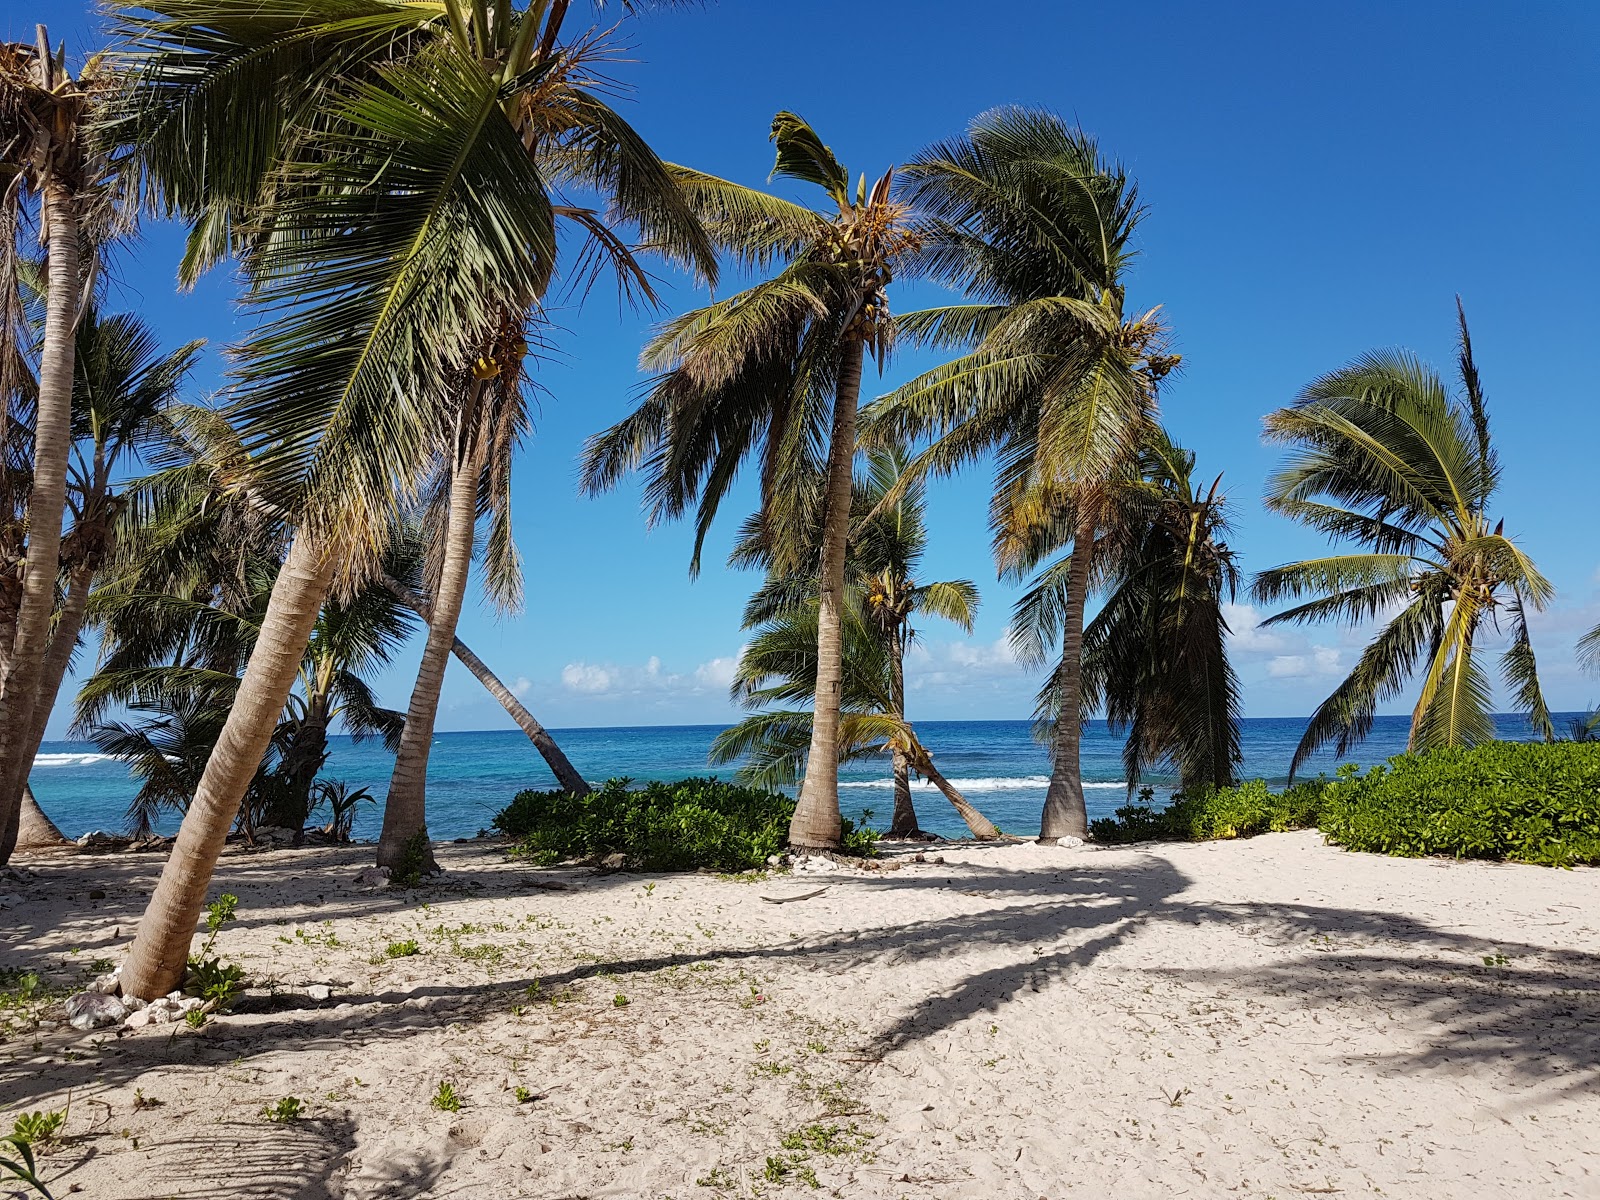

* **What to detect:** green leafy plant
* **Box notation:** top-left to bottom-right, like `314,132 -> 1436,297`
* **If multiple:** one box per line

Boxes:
260,1097 -> 303,1123
513,1086 -> 534,1104
1091,780 -> 1327,844
612,993 -> 629,1008
9,1110 -> 65,1149
184,1009 -> 207,1030
183,894 -> 245,1008
389,831 -> 434,888
384,939 -> 421,959
495,777 -> 798,872
430,1081 -> 462,1113
1317,742 -> 1600,866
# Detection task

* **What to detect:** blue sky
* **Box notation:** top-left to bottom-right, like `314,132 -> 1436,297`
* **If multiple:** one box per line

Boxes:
22,0 -> 1600,735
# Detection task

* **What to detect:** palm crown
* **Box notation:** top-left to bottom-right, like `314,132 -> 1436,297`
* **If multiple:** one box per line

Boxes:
1254,301 -> 1552,776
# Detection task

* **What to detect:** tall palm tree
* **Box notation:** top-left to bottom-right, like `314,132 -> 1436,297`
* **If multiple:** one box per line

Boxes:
864,108 -> 1176,842
583,113 -> 917,850
1017,431 -> 1241,795
0,31 -> 104,861
709,597 -> 998,840
108,0 -> 714,998
1253,301 -> 1552,776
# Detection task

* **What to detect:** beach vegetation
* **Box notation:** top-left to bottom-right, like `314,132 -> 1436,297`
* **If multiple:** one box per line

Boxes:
1317,741 -> 1600,866
9,1109 -> 65,1149
0,1133 -> 51,1199
430,1081 -> 462,1113
583,113 -> 917,853
383,939 -> 420,960
497,777 -> 795,872
1091,780 -> 1326,844
1254,301 -> 1552,775
259,1097 -> 303,1123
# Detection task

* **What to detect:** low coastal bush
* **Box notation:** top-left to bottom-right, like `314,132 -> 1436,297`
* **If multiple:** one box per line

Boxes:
1090,780 -> 1326,845
1090,741 -> 1600,867
1317,741 -> 1600,867
494,777 -> 874,871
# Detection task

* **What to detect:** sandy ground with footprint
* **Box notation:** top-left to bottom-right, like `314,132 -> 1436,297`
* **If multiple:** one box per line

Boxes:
3,830 -> 1599,1198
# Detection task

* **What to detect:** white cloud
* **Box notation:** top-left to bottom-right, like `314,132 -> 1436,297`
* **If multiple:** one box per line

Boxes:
560,662 -> 616,693
694,653 -> 742,690
1265,646 -> 1342,679
511,675 -> 532,698
1222,603 -> 1294,655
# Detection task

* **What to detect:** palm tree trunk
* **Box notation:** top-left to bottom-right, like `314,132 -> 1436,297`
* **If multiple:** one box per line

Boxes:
0,184 -> 80,865
886,624 -> 919,837
449,636 -> 590,795
788,338 -> 864,850
119,533 -> 335,1000
376,438 -> 480,872
378,575 -> 588,794
0,563 -> 95,854
1040,517 -> 1095,842
918,754 -> 999,841
16,784 -> 68,852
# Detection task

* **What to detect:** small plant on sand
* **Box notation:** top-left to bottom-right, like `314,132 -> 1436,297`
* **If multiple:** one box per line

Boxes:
260,1097 -> 303,1123
384,939 -> 421,959
184,1009 -> 207,1030
612,993 -> 629,1008
430,1081 -> 462,1113
184,894 -> 244,1008
389,831 -> 434,887
0,1134 -> 52,1199
695,1166 -> 736,1189
9,1110 -> 65,1149
513,1086 -> 535,1104
780,1123 -> 871,1155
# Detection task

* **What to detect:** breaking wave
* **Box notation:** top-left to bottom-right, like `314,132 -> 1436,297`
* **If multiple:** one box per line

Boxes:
838,775 -> 1127,793
31,752 -> 119,768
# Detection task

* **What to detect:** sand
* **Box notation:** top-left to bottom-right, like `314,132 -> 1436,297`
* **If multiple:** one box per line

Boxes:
3,830 -> 1598,1198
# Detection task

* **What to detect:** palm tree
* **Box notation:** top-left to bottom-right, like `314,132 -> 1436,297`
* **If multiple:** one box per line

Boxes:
864,108 -> 1176,842
584,112 -> 917,850
0,31 -> 103,861
107,0 -> 713,997
709,597 -> 998,840
1017,431 -> 1241,795
1253,301 -> 1552,776
3,303 -> 201,843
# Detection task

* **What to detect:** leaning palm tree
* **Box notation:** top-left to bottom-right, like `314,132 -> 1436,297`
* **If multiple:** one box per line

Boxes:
7,303 -> 202,830
864,108 -> 1176,842
0,32 -> 105,861
709,598 -> 998,840
108,0 -> 714,997
1018,431 -> 1242,796
584,113 -> 918,850
1253,301 -> 1552,777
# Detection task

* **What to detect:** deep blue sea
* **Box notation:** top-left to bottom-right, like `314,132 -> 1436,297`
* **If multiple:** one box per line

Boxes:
29,713 -> 1573,843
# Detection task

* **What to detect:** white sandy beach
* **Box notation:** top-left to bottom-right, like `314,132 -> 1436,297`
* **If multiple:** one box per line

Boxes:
5,832 -> 1599,1198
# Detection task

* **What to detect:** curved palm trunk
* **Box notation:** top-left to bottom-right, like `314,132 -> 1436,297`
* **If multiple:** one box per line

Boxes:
1040,517 -> 1095,842
0,186 -> 80,865
16,785 -> 68,852
917,753 -> 999,841
378,575 -> 589,794
450,636 -> 590,795
120,533 -> 336,999
788,339 -> 864,850
885,624 -> 919,837
376,441 -> 480,872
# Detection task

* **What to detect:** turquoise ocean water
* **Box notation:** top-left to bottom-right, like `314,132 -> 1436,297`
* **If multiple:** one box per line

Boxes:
29,713 -> 1571,843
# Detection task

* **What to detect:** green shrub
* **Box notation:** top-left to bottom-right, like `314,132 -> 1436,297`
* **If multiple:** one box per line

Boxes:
1318,741 -> 1600,866
1091,780 -> 1327,845
494,777 -> 874,872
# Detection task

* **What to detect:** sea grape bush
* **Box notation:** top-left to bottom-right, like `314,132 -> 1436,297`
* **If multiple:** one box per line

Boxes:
494,777 -> 876,872
1317,741 -> 1600,867
1090,741 -> 1600,868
